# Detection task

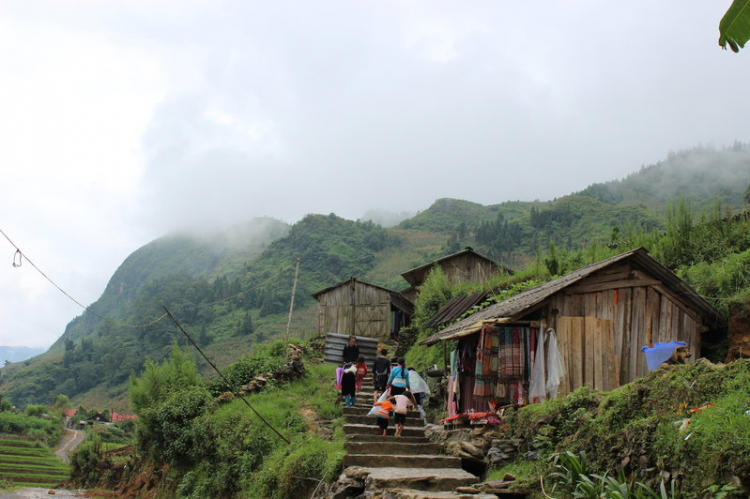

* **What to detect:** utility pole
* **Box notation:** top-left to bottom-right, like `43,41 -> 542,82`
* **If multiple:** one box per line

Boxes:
285,259 -> 301,344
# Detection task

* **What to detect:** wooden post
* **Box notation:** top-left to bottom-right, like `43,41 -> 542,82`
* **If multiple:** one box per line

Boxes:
285,259 -> 301,344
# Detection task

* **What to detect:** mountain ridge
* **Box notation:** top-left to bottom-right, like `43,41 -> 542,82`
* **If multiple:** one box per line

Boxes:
2,144 -> 750,409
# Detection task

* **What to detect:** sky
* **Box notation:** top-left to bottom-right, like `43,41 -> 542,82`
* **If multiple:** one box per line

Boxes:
0,1 -> 748,349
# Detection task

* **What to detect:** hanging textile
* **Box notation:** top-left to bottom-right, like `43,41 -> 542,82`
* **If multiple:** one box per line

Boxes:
473,325 -> 501,398
529,326 -> 546,403
500,326 -> 525,379
546,328 -> 564,399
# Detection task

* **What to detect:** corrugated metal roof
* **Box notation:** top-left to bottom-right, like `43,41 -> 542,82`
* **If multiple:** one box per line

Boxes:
420,247 -> 721,346
423,291 -> 490,329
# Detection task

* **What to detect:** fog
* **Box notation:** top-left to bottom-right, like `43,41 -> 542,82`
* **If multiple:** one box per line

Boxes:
0,1 -> 748,347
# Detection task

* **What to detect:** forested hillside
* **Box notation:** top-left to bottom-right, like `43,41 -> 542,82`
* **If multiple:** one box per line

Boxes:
2,145 -> 749,410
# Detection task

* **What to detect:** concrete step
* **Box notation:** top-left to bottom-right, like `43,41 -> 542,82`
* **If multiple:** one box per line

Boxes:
344,406 -> 422,418
344,414 -> 425,426
344,453 -> 461,469
345,441 -> 441,456
346,434 -> 431,444
344,423 -> 425,438
343,466 -> 479,492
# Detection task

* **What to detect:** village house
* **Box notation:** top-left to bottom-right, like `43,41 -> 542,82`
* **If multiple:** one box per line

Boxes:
419,248 -> 721,419
312,277 -> 414,340
399,247 -> 512,302
313,277 -> 414,365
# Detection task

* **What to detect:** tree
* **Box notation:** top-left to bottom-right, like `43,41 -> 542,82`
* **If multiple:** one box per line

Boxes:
744,181 -> 750,204
129,343 -> 203,414
719,0 -> 750,52
53,394 -> 71,410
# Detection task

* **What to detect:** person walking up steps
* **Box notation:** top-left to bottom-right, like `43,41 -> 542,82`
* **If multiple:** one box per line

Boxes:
341,364 -> 357,407
372,349 -> 391,404
355,356 -> 368,393
387,357 -> 410,396
389,391 -> 417,438
373,396 -> 395,436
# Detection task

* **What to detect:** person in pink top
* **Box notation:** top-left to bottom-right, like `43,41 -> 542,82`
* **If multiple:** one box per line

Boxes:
387,391 -> 417,437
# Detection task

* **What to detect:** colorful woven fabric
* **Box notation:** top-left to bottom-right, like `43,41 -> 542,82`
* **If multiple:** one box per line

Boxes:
500,326 -> 525,379
474,325 -> 501,398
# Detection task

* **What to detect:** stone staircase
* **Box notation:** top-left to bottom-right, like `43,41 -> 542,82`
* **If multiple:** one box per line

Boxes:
337,377 -> 496,499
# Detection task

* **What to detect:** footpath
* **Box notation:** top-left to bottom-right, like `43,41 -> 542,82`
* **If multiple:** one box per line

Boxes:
333,374 -> 497,499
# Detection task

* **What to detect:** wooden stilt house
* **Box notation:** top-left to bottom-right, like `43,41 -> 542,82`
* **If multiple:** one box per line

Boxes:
312,277 -> 413,340
420,248 -> 721,417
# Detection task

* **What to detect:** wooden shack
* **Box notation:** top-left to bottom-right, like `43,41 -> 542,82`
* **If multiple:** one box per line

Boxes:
420,248 -> 721,415
400,247 -> 511,301
312,277 -> 413,340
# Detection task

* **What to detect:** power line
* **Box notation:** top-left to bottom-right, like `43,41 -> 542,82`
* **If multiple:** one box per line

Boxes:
0,227 -> 295,330
163,306 -> 291,445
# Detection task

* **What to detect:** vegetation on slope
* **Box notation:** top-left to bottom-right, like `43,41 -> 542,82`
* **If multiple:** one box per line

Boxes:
70,341 -> 344,499
498,360 -> 750,497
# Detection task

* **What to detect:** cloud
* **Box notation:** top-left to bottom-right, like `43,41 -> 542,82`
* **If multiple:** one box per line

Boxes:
0,1 -> 749,348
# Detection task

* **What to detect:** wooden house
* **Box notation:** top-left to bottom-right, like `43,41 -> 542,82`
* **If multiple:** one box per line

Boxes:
420,248 -> 721,416
400,247 -> 511,301
312,277 -> 414,340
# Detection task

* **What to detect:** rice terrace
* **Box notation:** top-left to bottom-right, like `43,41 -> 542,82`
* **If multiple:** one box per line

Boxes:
0,436 -> 69,488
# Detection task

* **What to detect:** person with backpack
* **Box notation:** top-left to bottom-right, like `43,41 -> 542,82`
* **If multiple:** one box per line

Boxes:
341,363 -> 358,407
372,349 -> 391,403
387,357 -> 410,396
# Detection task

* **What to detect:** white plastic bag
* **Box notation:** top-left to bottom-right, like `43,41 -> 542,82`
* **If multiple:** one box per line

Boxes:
367,390 -> 389,416
408,370 -> 431,395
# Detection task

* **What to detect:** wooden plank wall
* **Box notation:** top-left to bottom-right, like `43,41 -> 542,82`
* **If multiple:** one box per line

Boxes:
317,282 -> 392,339
549,263 -> 706,393
441,254 -> 498,286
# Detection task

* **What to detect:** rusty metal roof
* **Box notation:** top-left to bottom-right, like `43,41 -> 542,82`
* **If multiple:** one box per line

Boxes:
423,291 -> 490,329
420,247 -> 721,346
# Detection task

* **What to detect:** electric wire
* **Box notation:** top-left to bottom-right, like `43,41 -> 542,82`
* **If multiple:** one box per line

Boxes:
0,227 -> 295,329
163,306 -> 291,445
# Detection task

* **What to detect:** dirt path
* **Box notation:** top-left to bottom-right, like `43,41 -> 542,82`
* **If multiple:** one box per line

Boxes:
55,429 -> 85,464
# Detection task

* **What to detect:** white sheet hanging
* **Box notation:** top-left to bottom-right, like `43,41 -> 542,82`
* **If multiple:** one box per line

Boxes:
529,326 -> 546,403
546,328 -> 564,399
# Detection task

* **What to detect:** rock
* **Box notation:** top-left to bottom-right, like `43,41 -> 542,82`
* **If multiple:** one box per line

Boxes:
478,480 -> 511,490
455,486 -> 480,493
503,473 -> 516,481
458,441 -> 485,460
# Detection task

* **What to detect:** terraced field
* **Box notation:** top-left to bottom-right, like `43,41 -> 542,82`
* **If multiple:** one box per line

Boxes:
0,437 -> 70,487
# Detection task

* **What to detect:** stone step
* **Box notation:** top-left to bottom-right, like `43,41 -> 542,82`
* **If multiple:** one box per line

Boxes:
346,434 -> 431,444
345,441 -> 441,456
344,453 -> 461,469
344,406 -> 422,418
344,423 -> 425,438
344,414 -> 425,426
343,466 -> 480,492
384,489 -> 498,499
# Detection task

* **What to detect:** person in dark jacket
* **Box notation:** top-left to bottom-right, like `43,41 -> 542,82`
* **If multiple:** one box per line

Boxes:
342,336 -> 359,364
372,349 -> 391,403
